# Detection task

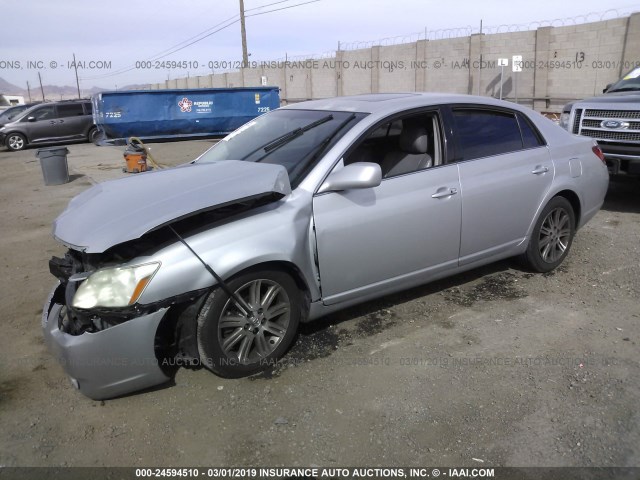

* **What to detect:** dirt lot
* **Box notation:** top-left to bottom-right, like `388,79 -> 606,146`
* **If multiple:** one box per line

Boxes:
0,140 -> 638,468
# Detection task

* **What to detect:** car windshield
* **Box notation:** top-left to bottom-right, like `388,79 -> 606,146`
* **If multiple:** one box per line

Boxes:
198,109 -> 364,186
607,67 -> 640,92
0,106 -> 28,123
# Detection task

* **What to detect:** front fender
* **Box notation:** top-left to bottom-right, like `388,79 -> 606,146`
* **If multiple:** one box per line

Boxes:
135,194 -> 320,304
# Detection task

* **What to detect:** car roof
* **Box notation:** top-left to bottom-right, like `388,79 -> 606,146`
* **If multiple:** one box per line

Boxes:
13,100 -> 89,117
282,92 -> 533,115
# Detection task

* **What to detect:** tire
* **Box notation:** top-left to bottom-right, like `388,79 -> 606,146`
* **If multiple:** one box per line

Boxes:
524,196 -> 576,273
6,133 -> 26,151
197,269 -> 301,378
87,126 -> 100,145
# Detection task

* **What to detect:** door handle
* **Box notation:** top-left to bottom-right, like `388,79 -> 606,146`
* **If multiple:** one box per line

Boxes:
532,165 -> 549,175
431,187 -> 458,199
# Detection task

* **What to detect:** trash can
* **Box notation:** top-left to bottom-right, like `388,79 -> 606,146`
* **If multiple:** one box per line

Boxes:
36,147 -> 70,185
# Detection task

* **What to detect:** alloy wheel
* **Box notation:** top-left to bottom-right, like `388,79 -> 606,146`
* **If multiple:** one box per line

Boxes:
538,207 -> 571,263
217,279 -> 291,365
8,135 -> 25,151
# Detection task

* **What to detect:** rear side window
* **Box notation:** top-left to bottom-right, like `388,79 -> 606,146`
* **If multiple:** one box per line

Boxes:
57,103 -> 85,117
517,112 -> 545,148
453,109 -> 523,160
84,103 -> 93,115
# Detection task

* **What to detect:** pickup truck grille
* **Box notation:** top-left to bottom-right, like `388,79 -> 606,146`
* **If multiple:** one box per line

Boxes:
584,109 -> 640,119
573,108 -> 640,143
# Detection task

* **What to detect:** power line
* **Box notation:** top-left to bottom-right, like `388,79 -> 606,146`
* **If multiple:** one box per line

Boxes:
148,0 -> 311,61
246,0 -> 298,12
147,14 -> 241,61
80,0 -> 321,82
246,0 -> 320,18
80,18 -> 240,80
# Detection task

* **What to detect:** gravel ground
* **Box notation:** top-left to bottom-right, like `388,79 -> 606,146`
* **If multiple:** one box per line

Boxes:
0,140 -> 638,468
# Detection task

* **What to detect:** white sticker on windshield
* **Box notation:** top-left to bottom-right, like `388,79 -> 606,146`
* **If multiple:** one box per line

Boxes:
222,121 -> 257,141
624,67 -> 640,80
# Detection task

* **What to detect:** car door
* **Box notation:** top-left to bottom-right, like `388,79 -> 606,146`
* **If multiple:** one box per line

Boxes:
55,102 -> 89,140
452,107 -> 553,265
312,111 -> 462,305
21,105 -> 59,143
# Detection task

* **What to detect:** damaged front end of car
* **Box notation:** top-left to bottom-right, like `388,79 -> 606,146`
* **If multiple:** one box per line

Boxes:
43,245 -> 210,400
42,160 -> 292,400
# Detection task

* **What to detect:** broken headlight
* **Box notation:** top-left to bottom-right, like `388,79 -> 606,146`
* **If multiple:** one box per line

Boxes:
72,262 -> 160,309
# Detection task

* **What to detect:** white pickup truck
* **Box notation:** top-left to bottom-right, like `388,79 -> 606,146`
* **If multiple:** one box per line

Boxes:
560,67 -> 640,178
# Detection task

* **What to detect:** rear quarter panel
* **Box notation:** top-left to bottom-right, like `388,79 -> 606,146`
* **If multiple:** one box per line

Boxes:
532,113 -> 609,229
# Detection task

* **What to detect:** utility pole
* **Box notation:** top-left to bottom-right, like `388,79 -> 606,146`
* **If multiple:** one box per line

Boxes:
26,81 -> 32,102
239,0 -> 249,67
73,53 -> 81,98
38,72 -> 45,101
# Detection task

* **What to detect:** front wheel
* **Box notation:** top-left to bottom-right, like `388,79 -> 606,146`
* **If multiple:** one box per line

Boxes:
6,133 -> 26,151
197,269 -> 301,378
524,196 -> 576,273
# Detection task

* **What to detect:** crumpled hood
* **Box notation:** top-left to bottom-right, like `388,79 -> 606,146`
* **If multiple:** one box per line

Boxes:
53,160 -> 291,253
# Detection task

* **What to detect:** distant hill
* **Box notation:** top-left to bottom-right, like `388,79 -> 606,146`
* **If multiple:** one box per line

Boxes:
0,77 -> 152,100
0,77 -> 24,95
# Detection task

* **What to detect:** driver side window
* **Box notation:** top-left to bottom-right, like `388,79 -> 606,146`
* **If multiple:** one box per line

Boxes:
26,106 -> 56,121
344,112 -> 442,178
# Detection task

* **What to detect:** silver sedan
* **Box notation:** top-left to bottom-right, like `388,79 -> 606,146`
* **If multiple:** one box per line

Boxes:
43,93 -> 609,399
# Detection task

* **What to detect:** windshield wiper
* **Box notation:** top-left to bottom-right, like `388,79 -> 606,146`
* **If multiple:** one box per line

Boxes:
246,114 -> 334,162
264,114 -> 334,152
289,113 -> 357,182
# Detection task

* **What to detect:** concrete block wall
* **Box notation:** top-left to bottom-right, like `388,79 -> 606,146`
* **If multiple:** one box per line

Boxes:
310,58 -> 338,98
225,71 -> 243,88
211,74 -> 227,88
241,68 -> 262,89
479,31 -> 536,105
264,67 -> 287,98
546,17 -> 628,106
151,13 -> 640,112
341,49 -> 373,96
283,66 -> 311,100
622,14 -> 640,75
378,43 -> 418,92
423,37 -> 471,93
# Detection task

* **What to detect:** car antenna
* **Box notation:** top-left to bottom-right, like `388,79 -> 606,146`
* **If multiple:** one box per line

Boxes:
168,225 -> 253,317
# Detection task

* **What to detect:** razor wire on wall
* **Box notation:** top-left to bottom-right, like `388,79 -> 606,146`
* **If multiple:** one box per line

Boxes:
337,7 -> 637,50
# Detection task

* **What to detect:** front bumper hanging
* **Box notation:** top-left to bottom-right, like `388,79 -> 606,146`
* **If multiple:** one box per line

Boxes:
42,282 -> 172,400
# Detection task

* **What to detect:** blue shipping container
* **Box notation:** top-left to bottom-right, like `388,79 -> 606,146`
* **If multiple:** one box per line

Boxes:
92,87 -> 280,141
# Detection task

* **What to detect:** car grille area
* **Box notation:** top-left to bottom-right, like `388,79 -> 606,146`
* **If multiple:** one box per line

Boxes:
573,108 -> 640,142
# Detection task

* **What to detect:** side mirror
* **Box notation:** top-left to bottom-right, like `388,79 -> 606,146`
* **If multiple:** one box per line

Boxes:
603,83 -> 612,94
27,116 -> 36,122
318,162 -> 382,194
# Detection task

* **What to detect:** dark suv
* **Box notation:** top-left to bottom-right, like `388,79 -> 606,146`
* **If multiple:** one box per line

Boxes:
0,100 -> 98,151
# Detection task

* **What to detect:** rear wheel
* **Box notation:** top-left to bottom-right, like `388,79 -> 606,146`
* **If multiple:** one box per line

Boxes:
6,133 -> 26,151
524,196 -> 575,273
197,269 -> 301,377
87,126 -> 100,144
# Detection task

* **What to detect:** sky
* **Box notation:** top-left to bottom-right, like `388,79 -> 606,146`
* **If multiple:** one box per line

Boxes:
1,0 -> 640,90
